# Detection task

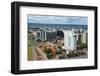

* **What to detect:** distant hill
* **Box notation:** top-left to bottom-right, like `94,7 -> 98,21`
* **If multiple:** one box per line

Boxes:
28,23 -> 87,29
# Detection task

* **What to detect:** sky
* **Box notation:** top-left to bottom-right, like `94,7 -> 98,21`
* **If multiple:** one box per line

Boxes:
28,15 -> 88,25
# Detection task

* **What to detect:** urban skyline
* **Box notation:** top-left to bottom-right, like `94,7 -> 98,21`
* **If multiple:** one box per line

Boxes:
28,15 -> 88,61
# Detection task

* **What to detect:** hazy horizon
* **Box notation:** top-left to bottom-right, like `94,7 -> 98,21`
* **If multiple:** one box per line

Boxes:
28,15 -> 88,25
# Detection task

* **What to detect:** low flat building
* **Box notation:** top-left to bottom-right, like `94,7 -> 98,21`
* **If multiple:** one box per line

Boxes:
36,29 -> 57,41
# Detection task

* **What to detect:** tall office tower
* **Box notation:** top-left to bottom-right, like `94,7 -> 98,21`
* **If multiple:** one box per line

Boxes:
63,30 -> 77,51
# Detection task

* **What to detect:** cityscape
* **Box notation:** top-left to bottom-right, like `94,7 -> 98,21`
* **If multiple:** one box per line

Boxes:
28,15 -> 88,61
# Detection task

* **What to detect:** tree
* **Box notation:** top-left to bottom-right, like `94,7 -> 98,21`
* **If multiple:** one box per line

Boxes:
28,32 -> 36,47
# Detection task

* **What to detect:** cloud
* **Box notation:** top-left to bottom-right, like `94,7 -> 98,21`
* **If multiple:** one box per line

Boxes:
28,15 -> 88,25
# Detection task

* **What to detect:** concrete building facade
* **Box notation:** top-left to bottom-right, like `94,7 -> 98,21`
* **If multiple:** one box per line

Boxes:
81,31 -> 88,44
63,30 -> 77,51
36,30 -> 56,41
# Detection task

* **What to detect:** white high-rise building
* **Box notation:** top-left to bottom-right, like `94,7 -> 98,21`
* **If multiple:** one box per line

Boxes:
63,30 -> 77,51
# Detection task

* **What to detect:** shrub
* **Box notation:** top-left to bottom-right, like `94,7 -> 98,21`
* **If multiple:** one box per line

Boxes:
78,43 -> 87,49
67,51 -> 79,57
43,48 -> 54,59
67,50 -> 87,57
